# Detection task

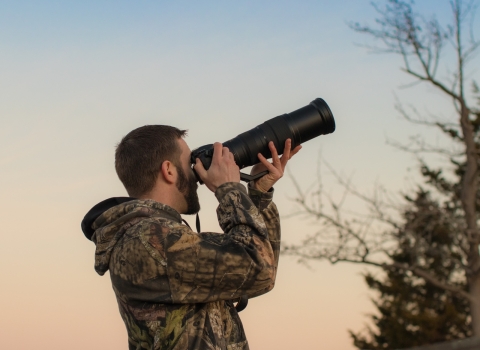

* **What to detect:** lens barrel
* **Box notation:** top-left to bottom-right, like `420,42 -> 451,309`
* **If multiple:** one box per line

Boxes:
226,98 -> 334,169
191,98 -> 335,177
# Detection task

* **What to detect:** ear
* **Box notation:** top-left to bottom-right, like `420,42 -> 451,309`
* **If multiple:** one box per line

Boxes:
160,160 -> 176,185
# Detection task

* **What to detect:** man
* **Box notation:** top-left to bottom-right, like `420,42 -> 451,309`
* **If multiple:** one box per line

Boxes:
81,125 -> 300,350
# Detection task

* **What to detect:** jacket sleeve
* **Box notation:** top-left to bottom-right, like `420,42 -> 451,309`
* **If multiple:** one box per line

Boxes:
165,182 -> 281,304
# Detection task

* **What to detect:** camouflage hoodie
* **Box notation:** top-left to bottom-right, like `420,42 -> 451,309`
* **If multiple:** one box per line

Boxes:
85,182 -> 280,350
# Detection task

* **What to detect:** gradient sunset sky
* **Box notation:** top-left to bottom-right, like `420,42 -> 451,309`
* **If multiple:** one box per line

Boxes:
2,1 -> 478,349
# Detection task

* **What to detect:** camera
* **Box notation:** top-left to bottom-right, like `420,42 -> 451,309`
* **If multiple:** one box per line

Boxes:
191,98 -> 335,182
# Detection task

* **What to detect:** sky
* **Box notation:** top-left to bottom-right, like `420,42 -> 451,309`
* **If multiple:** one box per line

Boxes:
1,1 -> 479,349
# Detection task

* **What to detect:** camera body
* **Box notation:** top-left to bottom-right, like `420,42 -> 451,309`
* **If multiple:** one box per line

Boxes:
191,98 -> 335,182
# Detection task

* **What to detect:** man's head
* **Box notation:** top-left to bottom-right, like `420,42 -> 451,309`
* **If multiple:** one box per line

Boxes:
115,125 -> 200,214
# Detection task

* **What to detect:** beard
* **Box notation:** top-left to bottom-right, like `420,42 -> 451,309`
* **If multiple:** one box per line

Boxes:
176,165 -> 200,215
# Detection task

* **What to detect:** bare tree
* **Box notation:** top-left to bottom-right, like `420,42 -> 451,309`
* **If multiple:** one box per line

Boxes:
284,0 -> 480,336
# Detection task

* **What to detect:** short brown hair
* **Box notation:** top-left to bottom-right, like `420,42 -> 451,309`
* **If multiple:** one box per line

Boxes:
115,125 -> 187,197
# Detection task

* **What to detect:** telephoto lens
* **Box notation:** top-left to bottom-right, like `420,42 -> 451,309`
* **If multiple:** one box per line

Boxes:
191,98 -> 335,182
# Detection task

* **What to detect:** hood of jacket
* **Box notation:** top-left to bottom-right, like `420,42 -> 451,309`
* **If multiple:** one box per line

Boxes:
81,197 -> 182,275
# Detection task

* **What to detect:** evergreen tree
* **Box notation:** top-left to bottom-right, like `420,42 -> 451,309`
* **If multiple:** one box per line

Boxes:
350,190 -> 471,349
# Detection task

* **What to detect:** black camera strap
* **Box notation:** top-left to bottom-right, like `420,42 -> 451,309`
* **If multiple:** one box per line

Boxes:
196,213 -> 201,233
234,295 -> 249,312
181,214 -> 201,233
239,170 -> 268,182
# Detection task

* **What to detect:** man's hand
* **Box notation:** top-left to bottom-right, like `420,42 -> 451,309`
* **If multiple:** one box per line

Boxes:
194,142 -> 240,193
250,139 -> 302,192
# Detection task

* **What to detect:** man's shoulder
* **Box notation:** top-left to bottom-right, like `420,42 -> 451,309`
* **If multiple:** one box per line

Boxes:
123,213 -> 186,242
111,215 -> 188,273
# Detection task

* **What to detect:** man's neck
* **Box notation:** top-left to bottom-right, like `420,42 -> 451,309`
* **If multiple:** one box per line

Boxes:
139,184 -> 184,214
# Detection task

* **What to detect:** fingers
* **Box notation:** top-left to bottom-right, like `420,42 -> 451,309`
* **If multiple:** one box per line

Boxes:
199,142 -> 239,192
212,142 -> 223,163
269,141 -> 281,167
259,140 -> 294,174
194,158 -> 207,178
251,139 -> 302,192
257,152 -> 278,174
268,139 -> 298,170
280,140 -> 302,165
280,139 -> 292,168
193,158 -> 207,182
290,144 -> 302,158
290,145 -> 302,158
223,146 -> 235,162
213,142 -> 236,164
